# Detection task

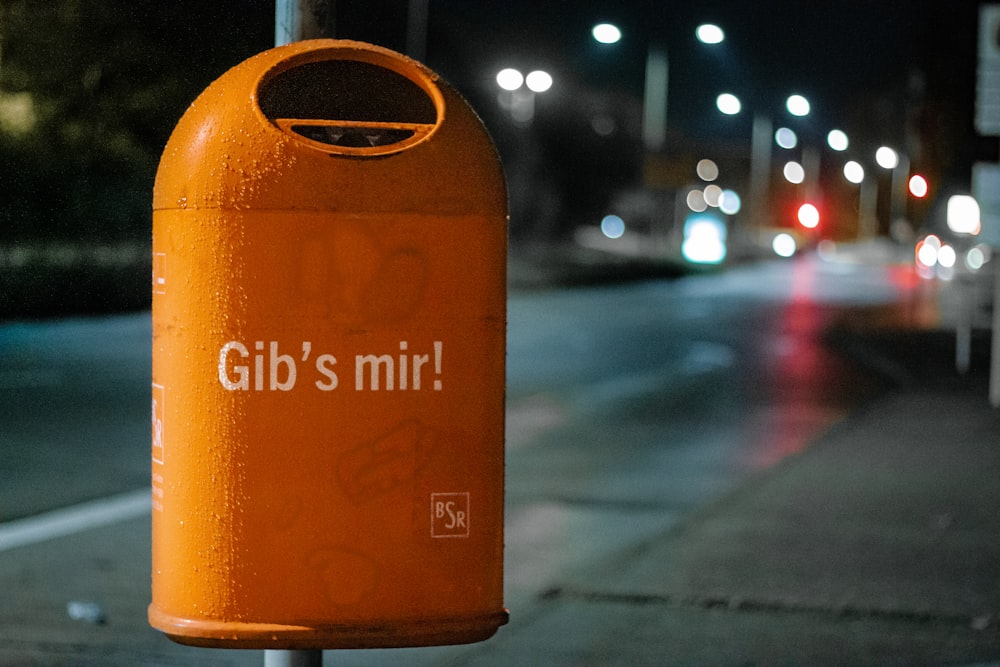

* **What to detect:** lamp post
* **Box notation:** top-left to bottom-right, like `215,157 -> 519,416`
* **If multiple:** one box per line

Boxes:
876,145 -> 911,234
593,22 -> 725,151
496,67 -> 553,126
843,159 -> 879,239
717,93 -> 815,231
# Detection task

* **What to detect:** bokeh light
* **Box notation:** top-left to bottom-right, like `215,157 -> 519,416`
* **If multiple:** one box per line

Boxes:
797,203 -> 820,228
966,245 -> 990,271
719,190 -> 742,215
592,23 -> 622,44
772,233 -> 797,258
696,158 -> 719,181
947,195 -> 981,235
682,215 -> 727,264
875,146 -> 899,169
916,234 -> 941,268
687,189 -> 708,212
783,161 -> 805,184
786,94 -> 810,117
843,160 -> 865,184
696,24 -> 725,44
525,70 -> 553,93
908,174 -> 928,198
775,127 -> 797,149
827,129 -> 849,151
600,214 -> 625,239
937,244 -> 957,269
703,184 -> 723,207
716,93 -> 741,115
496,68 -> 523,91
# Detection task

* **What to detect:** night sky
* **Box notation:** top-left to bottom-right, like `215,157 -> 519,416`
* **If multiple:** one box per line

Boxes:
160,2 -> 987,166
138,1 -> 994,237
324,1 -> 987,177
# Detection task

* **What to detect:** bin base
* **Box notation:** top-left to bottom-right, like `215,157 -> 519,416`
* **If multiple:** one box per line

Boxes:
148,605 -> 509,649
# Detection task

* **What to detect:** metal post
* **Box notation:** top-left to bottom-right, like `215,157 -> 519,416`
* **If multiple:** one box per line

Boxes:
990,255 -> 1000,407
406,0 -> 429,61
268,4 -> 332,663
890,154 -> 911,229
264,650 -> 324,667
957,274 -> 972,375
802,145 -> 820,202
858,178 -> 878,239
642,46 -> 668,152
749,113 -> 772,232
275,0 -> 333,46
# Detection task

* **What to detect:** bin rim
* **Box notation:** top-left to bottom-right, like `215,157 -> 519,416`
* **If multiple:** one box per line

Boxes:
253,39 -> 447,158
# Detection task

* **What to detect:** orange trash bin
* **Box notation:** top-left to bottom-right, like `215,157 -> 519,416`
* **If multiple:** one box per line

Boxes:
149,39 -> 507,649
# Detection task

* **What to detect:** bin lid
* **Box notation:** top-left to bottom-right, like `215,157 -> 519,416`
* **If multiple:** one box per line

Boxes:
153,40 -> 506,216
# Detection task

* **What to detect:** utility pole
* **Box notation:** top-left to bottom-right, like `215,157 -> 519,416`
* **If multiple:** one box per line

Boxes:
275,0 -> 334,46
265,0 -> 327,653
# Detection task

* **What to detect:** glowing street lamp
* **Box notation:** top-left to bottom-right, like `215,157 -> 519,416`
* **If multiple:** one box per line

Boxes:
876,146 -> 899,170
843,160 -> 877,239
593,21 -> 725,151
695,23 -> 725,44
827,129 -> 849,151
716,92 -> 742,115
843,160 -> 865,184
786,94 -> 810,117
783,161 -> 805,184
496,68 -> 524,91
496,67 -> 552,125
592,23 -> 622,44
525,70 -> 553,93
875,145 -> 909,230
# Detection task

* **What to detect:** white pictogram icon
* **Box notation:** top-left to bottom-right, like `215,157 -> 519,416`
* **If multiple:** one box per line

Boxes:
151,383 -> 165,464
152,253 -> 167,294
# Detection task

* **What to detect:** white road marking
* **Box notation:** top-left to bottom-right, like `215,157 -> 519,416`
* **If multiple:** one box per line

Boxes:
0,488 -> 151,552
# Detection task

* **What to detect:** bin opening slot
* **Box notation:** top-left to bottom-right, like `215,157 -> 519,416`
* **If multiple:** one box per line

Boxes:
259,59 -> 440,155
278,119 -> 434,148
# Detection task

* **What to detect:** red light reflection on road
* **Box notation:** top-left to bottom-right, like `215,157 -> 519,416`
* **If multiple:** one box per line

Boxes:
743,258 -> 878,469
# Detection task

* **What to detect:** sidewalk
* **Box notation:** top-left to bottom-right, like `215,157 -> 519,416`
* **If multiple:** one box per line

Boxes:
464,327 -> 1000,665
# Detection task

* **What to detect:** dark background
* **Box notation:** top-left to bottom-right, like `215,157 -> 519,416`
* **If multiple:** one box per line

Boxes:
0,0 -> 991,316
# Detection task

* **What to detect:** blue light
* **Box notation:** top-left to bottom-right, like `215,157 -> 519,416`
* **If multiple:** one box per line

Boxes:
600,214 -> 626,239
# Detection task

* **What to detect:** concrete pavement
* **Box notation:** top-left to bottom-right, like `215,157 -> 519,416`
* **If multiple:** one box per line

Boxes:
515,329 -> 1000,665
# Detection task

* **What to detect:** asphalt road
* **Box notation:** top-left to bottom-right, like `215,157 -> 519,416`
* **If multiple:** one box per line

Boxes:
0,245 -> 944,665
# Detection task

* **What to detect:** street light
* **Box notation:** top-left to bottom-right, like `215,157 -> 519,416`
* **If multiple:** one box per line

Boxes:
875,145 -> 909,233
843,160 -> 877,239
496,68 -> 524,91
827,129 -> 849,151
592,23 -> 622,44
525,70 -> 553,93
496,67 -> 551,125
593,21 -> 724,151
695,23 -> 725,44
783,161 -> 805,184
786,94 -> 811,117
843,160 -> 865,184
875,146 -> 899,169
716,93 -> 741,115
